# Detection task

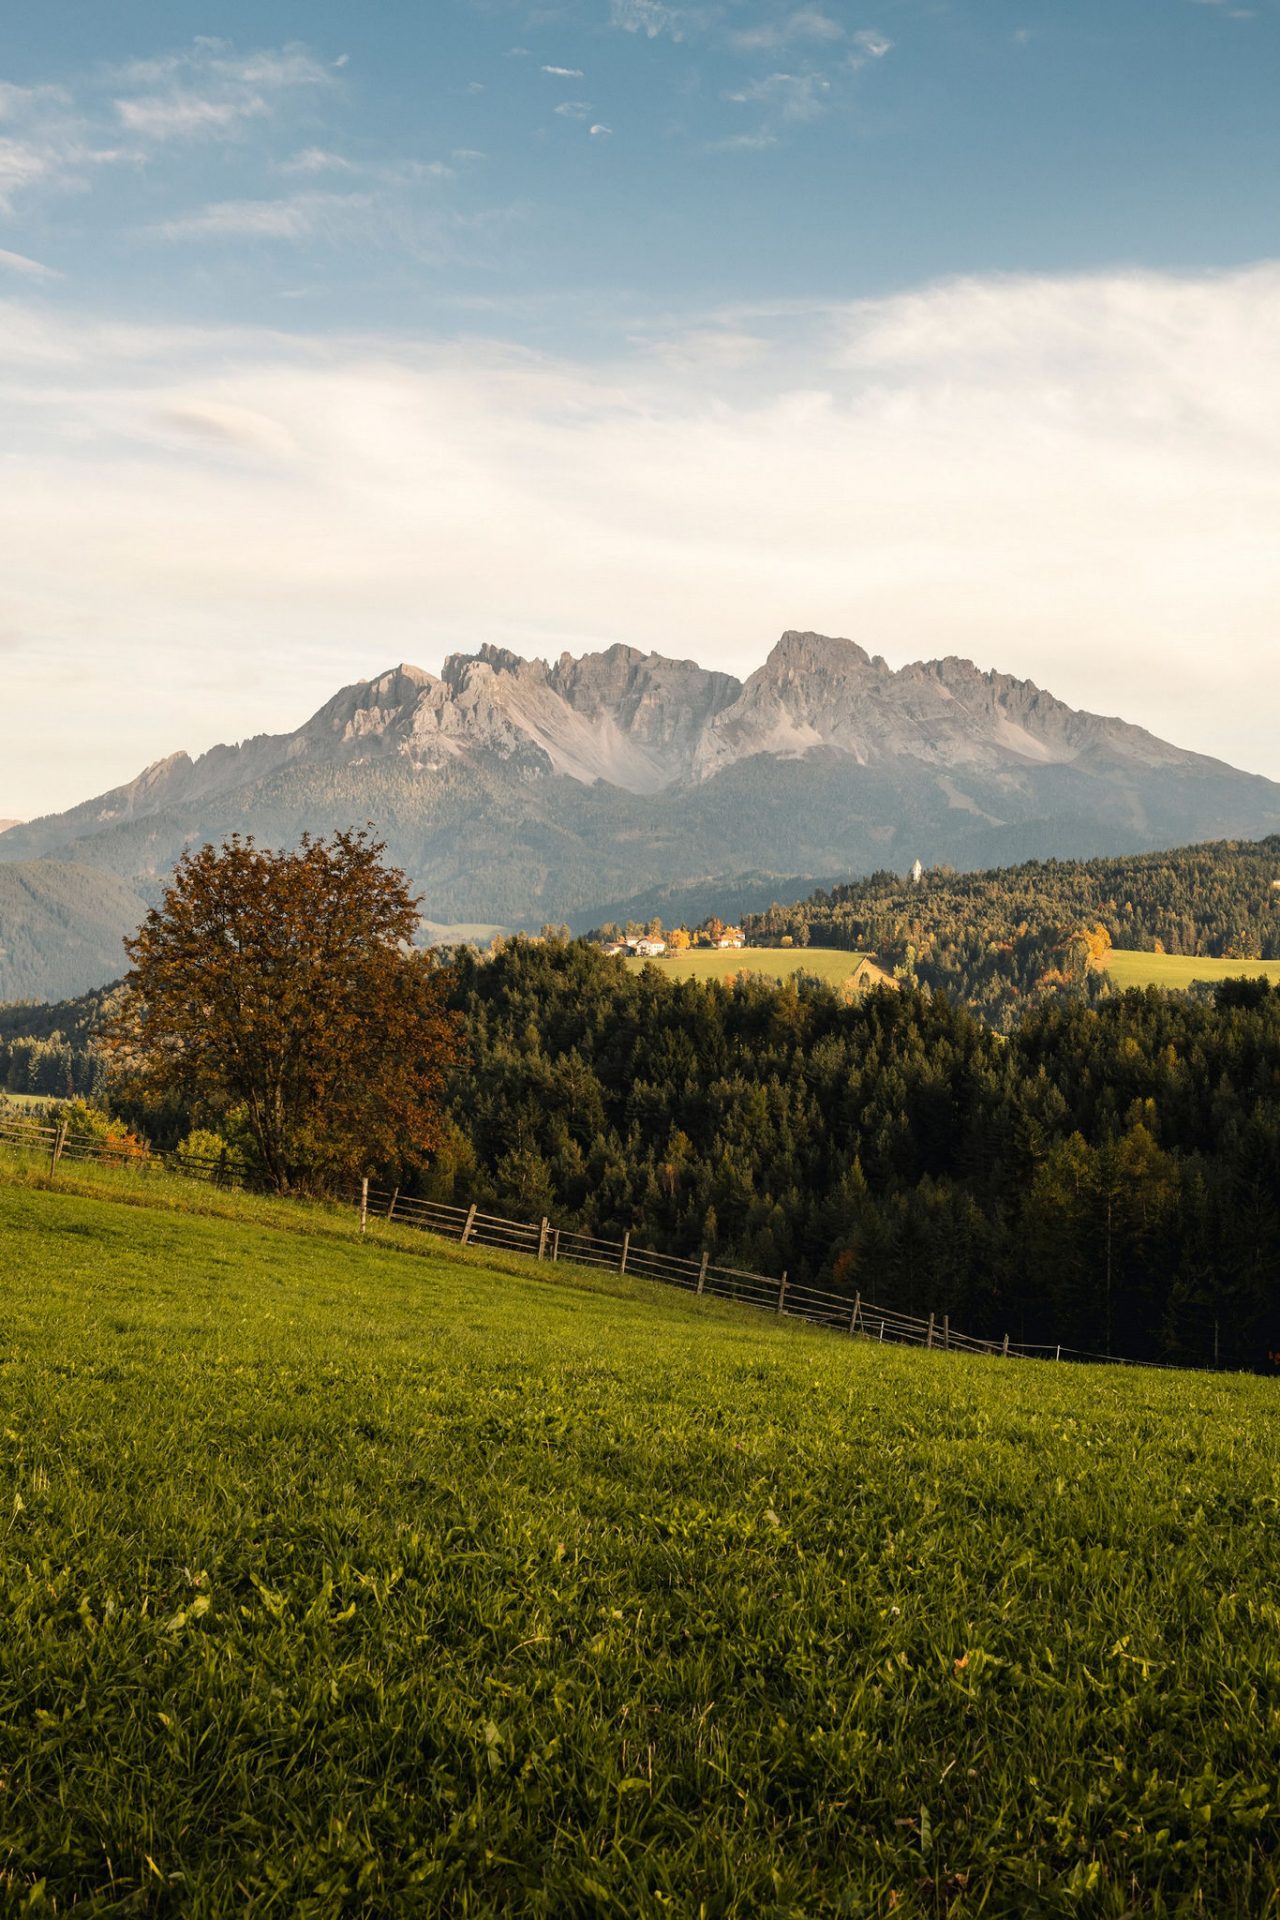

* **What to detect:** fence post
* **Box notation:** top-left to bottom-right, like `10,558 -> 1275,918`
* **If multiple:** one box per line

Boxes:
387,1187 -> 400,1222
776,1270 -> 788,1316
551,1228 -> 560,1263
49,1122 -> 67,1176
697,1251 -> 708,1296
537,1217 -> 549,1262
1055,1344 -> 1061,1362
879,1319 -> 885,1342
619,1230 -> 630,1275
461,1203 -> 477,1247
943,1314 -> 950,1351
926,1312 -> 935,1350
848,1291 -> 861,1335
1002,1332 -> 1010,1358
360,1178 -> 369,1236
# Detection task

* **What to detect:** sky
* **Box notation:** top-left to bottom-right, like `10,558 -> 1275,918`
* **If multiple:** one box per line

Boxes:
2,0 -> 1279,817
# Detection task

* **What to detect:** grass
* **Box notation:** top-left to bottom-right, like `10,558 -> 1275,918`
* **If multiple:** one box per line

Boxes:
1105,948 -> 1280,991
624,946 -> 873,989
2,1174 -> 1280,1917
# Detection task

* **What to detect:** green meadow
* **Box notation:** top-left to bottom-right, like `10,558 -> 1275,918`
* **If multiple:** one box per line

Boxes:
2,1164 -> 1279,1916
1104,948 -> 1280,991
624,945 -> 873,989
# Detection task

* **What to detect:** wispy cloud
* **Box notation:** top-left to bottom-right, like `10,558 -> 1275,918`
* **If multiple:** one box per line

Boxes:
610,0 -> 686,40
542,65 -> 585,77
0,137 -> 56,207
590,124 -> 614,139
5,266 -> 1280,813
708,130 -> 780,152
0,246 -> 60,281
849,28 -> 892,67
157,191 -> 372,242
554,101 -> 593,120
115,89 -> 268,139
730,10 -> 844,52
110,44 -> 331,92
0,79 -> 126,210
279,146 -> 357,175
112,41 -> 331,145
726,70 -> 832,123
0,80 -> 73,119
0,39 -> 341,215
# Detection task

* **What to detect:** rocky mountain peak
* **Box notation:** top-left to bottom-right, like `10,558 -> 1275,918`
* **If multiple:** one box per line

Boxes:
442,643 -> 535,692
765,630 -> 880,680
1,630 -> 1256,893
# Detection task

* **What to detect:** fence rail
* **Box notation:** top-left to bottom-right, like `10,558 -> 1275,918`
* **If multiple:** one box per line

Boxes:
359,1181 -> 1015,1361
0,1111 -> 251,1189
0,1109 -> 1173,1368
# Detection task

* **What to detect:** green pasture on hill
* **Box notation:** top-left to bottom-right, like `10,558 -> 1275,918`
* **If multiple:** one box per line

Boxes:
1,1167 -> 1279,1916
1104,948 -> 1280,991
625,944 -> 872,988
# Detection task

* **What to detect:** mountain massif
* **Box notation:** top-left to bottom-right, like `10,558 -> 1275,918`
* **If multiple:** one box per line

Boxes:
6,630 -> 1280,999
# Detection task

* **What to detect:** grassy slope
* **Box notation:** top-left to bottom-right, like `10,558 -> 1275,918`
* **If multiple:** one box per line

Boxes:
1105,948 -> 1280,990
2,1176 -> 1279,1917
624,945 -> 870,988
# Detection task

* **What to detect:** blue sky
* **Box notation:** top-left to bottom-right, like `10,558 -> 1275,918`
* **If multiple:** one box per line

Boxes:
6,0 -> 1278,332
2,0 -> 1279,813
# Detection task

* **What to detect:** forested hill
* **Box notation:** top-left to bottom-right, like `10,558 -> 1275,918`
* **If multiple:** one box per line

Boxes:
422,941 -> 1279,1370
0,986 -> 112,1098
742,836 -> 1280,1024
6,940 -> 1280,1367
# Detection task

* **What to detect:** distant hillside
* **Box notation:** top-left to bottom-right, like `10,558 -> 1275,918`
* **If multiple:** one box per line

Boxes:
744,835 -> 1280,1024
0,863 -> 145,1004
0,821 -> 21,836
4,632 -> 1280,1003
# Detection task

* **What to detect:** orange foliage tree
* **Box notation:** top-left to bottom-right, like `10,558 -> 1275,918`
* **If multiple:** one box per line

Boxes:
107,830 -> 461,1195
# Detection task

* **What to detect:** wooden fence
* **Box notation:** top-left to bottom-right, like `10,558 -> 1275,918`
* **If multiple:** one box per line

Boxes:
0,1109 -> 1180,1368
0,1110 -> 249,1189
358,1182 -> 1015,1361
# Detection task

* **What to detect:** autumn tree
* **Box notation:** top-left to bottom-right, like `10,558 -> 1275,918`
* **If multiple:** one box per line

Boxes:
107,831 -> 461,1195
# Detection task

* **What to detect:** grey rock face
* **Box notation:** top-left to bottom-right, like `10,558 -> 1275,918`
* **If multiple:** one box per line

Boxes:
4,631 -> 1280,1000
691,633 -> 1207,781
18,629 -> 1216,845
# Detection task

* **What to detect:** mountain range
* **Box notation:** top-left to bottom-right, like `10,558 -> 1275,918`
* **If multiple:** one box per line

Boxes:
5,630 -> 1280,1000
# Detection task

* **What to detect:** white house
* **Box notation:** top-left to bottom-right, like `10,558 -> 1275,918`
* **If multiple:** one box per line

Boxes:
633,937 -> 668,957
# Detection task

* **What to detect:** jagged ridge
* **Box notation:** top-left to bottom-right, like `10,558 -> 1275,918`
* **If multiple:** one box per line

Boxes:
3,631 -> 1280,1000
